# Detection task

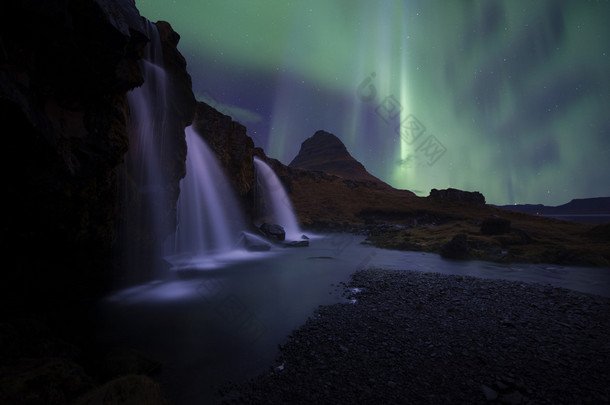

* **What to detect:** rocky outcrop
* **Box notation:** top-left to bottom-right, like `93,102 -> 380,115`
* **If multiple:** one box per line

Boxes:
429,188 -> 486,206
1,1 -> 194,300
289,130 -> 391,187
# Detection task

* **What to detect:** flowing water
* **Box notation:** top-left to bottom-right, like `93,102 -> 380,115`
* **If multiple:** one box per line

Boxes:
98,234 -> 610,404
125,20 -> 170,236
114,18 -> 610,405
120,20 -> 173,280
164,127 -> 247,270
253,156 -> 302,240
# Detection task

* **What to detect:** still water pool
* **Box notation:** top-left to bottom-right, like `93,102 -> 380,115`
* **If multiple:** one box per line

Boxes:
97,233 -> 609,404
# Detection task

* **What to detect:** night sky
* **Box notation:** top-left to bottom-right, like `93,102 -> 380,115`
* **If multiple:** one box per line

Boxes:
136,0 -> 609,206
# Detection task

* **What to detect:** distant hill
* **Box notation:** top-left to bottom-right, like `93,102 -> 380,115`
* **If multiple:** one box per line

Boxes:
289,130 -> 395,188
498,197 -> 610,215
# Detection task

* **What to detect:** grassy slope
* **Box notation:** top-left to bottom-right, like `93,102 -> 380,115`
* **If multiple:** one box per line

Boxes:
286,170 -> 610,266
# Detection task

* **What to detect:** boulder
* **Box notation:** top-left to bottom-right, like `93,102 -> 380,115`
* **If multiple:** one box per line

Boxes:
440,234 -> 469,259
259,223 -> 286,241
238,232 -> 272,252
284,240 -> 309,248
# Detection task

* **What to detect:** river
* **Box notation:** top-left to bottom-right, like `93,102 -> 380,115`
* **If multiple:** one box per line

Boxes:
96,233 -> 610,404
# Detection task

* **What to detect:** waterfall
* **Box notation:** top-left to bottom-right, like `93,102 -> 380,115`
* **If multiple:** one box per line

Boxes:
126,20 -> 168,199
120,19 -> 172,280
253,156 -> 302,240
122,20 -> 280,275
164,126 -> 247,269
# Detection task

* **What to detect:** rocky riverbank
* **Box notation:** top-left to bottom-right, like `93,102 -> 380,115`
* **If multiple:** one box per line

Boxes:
220,269 -> 610,404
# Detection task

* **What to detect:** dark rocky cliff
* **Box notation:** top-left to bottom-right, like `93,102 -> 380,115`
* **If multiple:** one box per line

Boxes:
0,3 -> 195,403
1,0 -> 195,304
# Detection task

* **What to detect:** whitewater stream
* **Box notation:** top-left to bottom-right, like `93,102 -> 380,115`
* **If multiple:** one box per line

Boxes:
96,233 -> 609,404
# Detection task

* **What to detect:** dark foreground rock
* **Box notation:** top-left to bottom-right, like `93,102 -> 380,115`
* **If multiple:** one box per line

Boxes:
221,269 -> 610,404
440,233 -> 470,259
283,240 -> 310,248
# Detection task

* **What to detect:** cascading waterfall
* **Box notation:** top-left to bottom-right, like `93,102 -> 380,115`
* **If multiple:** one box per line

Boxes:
164,126 -> 248,269
126,19 -> 168,202
121,19 -> 171,280
123,21 -> 290,274
253,156 -> 302,240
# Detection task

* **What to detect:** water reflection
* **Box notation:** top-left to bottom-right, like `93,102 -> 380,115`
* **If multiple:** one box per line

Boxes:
100,233 -> 609,404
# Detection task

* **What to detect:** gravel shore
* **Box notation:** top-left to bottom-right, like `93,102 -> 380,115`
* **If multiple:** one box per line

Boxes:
220,268 -> 610,404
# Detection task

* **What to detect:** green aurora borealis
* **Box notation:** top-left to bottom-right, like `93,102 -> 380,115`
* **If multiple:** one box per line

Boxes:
136,0 -> 610,205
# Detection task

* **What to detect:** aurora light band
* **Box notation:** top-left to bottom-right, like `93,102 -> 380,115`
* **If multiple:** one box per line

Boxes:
136,0 -> 610,206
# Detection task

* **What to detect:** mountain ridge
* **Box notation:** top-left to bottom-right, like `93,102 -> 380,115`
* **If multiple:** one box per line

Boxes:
497,197 -> 610,215
289,130 -> 397,190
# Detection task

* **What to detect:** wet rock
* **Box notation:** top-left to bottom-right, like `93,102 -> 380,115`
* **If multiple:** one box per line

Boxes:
238,232 -> 272,251
260,223 -> 286,241
284,240 -> 309,248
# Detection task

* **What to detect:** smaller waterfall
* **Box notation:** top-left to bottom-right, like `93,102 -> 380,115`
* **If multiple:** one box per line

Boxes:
253,156 -> 302,240
165,126 -> 247,269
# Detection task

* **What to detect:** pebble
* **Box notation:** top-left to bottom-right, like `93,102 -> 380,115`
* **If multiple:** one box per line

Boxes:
220,269 -> 610,404
481,384 -> 498,401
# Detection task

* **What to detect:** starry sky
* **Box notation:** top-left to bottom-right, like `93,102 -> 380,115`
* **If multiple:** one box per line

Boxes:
136,0 -> 609,206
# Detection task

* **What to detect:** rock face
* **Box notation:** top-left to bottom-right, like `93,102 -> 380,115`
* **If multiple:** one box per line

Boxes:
193,101 -> 255,219
1,1 -> 194,301
289,130 -> 390,186
116,19 -> 195,283
429,188 -> 486,206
